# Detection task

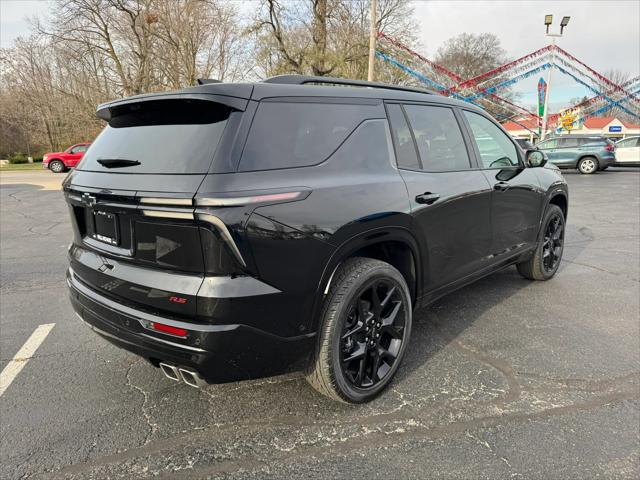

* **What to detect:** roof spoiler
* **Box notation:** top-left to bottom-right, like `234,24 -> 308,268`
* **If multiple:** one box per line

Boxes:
96,91 -> 250,122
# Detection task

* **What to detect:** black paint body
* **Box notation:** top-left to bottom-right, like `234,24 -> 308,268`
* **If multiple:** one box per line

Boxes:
64,80 -> 568,383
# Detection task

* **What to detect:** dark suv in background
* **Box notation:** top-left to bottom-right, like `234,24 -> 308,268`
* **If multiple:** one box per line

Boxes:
64,76 -> 568,403
536,134 -> 616,174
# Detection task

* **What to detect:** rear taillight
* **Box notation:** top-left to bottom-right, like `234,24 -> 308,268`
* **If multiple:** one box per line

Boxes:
606,143 -> 615,152
150,322 -> 187,337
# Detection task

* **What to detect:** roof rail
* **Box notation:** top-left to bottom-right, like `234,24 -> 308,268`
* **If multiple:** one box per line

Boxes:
263,75 -> 433,95
197,78 -> 222,85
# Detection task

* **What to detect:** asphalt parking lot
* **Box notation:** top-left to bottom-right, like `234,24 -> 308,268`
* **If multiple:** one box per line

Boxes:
1,168 -> 639,479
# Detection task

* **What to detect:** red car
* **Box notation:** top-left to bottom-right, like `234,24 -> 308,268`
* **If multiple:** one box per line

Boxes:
43,143 -> 91,173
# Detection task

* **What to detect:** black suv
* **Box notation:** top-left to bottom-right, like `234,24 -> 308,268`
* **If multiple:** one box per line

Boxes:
64,76 -> 568,403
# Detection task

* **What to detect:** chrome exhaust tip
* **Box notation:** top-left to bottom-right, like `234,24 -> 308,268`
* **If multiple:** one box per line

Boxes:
179,368 -> 206,388
159,362 -> 180,382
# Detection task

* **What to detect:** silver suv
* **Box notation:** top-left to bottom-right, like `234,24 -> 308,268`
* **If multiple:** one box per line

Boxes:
536,135 -> 616,174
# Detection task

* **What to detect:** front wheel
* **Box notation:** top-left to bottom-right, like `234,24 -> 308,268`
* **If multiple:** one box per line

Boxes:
517,204 -> 565,280
307,257 -> 412,403
577,157 -> 598,174
49,160 -> 65,173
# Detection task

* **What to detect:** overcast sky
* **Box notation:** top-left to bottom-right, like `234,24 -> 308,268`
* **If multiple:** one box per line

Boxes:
2,0 -> 638,111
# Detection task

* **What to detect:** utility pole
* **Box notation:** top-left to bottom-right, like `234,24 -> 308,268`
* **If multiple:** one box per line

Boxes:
367,0 -> 377,82
541,15 -> 570,140
541,36 -> 555,140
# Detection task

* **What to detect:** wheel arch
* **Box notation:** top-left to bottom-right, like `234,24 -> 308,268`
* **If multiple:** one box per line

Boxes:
548,190 -> 568,220
311,227 -> 422,331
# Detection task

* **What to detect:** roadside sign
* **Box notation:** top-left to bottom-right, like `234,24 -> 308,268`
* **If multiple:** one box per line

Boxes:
609,125 -> 622,132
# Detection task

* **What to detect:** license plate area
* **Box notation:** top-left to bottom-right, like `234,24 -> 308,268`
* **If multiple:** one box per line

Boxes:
92,210 -> 119,246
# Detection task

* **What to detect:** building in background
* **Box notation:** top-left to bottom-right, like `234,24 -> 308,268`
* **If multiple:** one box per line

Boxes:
503,116 -> 640,142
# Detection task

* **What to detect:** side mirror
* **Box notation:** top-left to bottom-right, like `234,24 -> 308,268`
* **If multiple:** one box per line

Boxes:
527,149 -> 547,167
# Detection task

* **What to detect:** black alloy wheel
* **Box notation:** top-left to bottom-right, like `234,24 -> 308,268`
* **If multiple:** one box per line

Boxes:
516,204 -> 565,281
542,213 -> 564,273
307,257 -> 412,403
340,279 -> 406,389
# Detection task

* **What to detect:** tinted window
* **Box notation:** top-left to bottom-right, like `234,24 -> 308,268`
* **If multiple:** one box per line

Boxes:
403,105 -> 470,171
239,102 -> 376,171
579,137 -> 606,146
559,137 -> 579,148
464,111 -> 519,168
538,139 -> 557,149
329,119 -> 392,169
386,104 -> 420,169
79,100 -> 230,174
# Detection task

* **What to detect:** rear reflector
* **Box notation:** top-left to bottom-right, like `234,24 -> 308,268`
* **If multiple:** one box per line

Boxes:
150,322 -> 188,337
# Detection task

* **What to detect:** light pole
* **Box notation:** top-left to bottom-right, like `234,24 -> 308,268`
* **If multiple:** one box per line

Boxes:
367,0 -> 377,81
541,14 -> 570,140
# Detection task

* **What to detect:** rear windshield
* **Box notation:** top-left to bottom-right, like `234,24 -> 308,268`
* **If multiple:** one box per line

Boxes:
78,99 -> 231,174
238,101 -> 380,171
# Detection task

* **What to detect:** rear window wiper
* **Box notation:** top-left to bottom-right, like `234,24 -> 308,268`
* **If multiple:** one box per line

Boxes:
97,158 -> 141,168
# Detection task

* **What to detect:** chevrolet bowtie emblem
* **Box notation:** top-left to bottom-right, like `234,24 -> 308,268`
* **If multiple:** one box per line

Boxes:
81,192 -> 97,207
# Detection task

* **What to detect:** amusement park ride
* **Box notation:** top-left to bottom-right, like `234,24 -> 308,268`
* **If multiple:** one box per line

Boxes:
375,31 -> 640,138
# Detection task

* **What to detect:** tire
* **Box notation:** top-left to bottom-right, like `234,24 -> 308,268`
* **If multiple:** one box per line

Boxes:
577,156 -> 598,174
49,160 -> 65,173
517,204 -> 565,281
307,257 -> 412,403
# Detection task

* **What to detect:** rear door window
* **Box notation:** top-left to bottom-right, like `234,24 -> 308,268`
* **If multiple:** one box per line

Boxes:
559,137 -> 580,148
238,101 -> 378,171
403,105 -> 471,171
78,99 -> 231,174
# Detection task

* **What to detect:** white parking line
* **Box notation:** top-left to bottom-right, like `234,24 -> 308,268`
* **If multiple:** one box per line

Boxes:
0,323 -> 55,397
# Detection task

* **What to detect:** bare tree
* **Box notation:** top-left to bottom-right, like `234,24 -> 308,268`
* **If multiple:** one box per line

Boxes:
435,33 -> 508,81
251,0 -> 418,79
600,68 -> 638,122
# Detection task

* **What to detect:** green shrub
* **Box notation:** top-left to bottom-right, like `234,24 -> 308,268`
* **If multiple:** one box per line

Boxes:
8,153 -> 28,164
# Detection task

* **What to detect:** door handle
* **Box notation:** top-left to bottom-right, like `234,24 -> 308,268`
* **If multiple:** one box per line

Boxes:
415,192 -> 440,205
494,182 -> 510,191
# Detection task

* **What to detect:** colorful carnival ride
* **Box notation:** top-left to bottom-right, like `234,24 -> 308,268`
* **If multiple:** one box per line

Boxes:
376,32 -> 640,136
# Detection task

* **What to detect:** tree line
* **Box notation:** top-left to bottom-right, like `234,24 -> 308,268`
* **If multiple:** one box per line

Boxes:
0,0 -> 516,158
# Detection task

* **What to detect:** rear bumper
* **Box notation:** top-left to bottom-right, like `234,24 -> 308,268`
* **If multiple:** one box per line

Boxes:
67,269 -> 315,383
598,155 -> 616,168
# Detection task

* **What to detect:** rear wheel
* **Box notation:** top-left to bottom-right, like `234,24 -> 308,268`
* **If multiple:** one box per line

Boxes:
49,160 -> 65,173
517,204 -> 565,280
577,156 -> 598,174
307,257 -> 412,403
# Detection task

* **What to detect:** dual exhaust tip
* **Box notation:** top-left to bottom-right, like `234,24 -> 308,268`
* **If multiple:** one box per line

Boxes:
159,362 -> 206,388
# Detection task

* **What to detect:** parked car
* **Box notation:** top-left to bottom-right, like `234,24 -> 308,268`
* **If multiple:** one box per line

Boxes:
43,143 -> 91,173
614,136 -> 640,166
535,135 -> 615,174
63,76 -> 568,403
